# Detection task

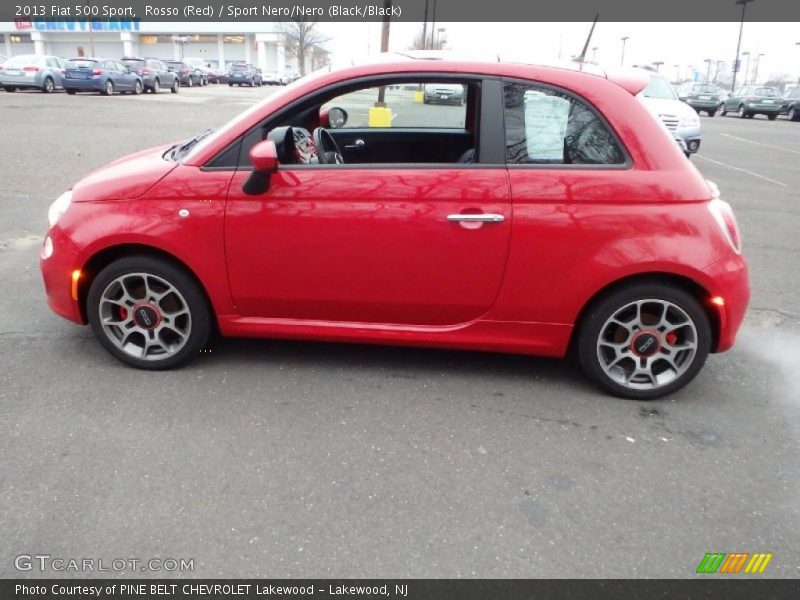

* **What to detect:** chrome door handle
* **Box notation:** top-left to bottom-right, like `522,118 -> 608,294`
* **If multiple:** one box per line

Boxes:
344,139 -> 365,150
447,214 -> 505,223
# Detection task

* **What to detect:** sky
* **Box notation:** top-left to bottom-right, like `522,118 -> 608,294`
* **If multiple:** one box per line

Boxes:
319,21 -> 800,85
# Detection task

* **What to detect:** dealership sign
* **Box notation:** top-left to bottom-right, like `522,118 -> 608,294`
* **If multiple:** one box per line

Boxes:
13,19 -> 140,31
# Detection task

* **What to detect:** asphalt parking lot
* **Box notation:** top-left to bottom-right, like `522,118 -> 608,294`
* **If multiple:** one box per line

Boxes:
1,85 -> 798,578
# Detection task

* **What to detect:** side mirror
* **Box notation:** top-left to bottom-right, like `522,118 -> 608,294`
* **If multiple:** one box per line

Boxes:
328,107 -> 348,129
243,140 -> 278,196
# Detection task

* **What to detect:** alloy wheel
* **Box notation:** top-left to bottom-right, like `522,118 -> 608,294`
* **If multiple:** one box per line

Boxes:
97,272 -> 192,361
596,299 -> 698,392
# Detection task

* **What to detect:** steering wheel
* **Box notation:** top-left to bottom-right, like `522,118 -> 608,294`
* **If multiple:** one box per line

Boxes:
312,127 -> 345,164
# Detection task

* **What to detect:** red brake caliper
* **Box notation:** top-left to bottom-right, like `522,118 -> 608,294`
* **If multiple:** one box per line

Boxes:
665,331 -> 678,346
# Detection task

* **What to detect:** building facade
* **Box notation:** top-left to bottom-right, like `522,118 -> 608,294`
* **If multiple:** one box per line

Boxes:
0,21 -> 330,76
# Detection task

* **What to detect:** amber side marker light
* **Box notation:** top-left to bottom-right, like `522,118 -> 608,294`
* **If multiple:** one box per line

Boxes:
70,270 -> 82,301
710,296 -> 725,307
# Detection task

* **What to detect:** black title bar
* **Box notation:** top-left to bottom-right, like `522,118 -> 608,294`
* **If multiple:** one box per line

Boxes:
4,0 -> 800,23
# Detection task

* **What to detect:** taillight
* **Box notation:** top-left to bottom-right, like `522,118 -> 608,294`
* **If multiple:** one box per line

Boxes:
141,67 -> 151,73
92,69 -> 102,76
23,66 -> 39,72
181,69 -> 189,74
708,197 -> 741,253
746,97 -> 758,102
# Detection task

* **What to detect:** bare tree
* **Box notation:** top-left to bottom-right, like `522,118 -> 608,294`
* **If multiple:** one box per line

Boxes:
277,20 -> 330,76
408,25 -> 445,51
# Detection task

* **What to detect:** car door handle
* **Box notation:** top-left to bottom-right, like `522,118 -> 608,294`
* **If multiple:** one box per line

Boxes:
447,214 -> 505,223
344,139 -> 365,150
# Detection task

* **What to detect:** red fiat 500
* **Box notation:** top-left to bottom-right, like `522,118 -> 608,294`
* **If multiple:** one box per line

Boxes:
40,58 -> 749,399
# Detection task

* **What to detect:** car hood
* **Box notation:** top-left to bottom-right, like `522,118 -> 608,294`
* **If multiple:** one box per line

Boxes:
638,96 -> 698,118
72,143 -> 178,203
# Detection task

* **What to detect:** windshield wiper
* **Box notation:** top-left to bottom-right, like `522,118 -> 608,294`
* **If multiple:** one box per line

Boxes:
170,129 -> 213,160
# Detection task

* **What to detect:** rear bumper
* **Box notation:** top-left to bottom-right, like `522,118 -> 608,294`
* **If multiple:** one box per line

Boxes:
64,78 -> 104,91
705,254 -> 750,353
0,74 -> 43,87
743,103 -> 781,114
686,100 -> 719,110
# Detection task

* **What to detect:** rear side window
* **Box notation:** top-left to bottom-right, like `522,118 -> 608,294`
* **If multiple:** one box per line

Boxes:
503,83 -> 625,166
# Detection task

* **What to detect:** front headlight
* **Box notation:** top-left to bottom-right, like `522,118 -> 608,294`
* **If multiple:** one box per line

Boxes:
679,115 -> 700,127
48,190 -> 72,228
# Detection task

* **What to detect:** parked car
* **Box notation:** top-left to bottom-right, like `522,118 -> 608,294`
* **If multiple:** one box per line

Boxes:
779,87 -> 800,121
637,70 -> 701,153
0,54 -> 66,93
423,82 -> 465,105
165,61 -> 204,87
228,62 -> 263,86
63,58 -> 143,96
262,71 -> 287,85
183,58 -> 211,85
39,58 -> 749,400
121,57 -> 179,94
205,68 -> 223,84
721,85 -> 782,119
677,82 -> 720,116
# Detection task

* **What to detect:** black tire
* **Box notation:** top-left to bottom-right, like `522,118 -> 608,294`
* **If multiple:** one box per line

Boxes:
767,114 -> 777,121
707,110 -> 716,117
720,104 -> 727,116
152,78 -> 160,94
738,105 -> 747,118
171,78 -> 179,93
133,80 -> 143,95
229,83 -> 233,87
4,86 -> 16,92
86,256 -> 211,370
187,77 -> 193,87
66,88 -> 76,95
577,282 -> 711,400
790,107 -> 800,122
42,76 -> 55,93
101,80 -> 114,96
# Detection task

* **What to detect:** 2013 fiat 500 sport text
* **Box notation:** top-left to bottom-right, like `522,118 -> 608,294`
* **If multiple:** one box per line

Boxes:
40,58 -> 749,400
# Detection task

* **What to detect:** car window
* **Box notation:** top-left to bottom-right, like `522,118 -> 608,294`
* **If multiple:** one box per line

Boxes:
755,87 -> 778,97
322,82 -> 467,129
641,76 -> 676,100
504,83 -> 625,166
693,84 -> 717,94
3,55 -> 38,67
46,58 -> 60,68
66,59 -> 96,68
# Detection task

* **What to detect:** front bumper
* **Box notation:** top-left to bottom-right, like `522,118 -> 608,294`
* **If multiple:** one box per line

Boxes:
40,226 -> 85,324
673,124 -> 702,153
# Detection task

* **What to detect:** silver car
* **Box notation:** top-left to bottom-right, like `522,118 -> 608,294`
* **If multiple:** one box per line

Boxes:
0,54 -> 66,93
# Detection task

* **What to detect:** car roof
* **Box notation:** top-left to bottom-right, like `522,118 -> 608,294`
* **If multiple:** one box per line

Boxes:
325,54 -> 650,96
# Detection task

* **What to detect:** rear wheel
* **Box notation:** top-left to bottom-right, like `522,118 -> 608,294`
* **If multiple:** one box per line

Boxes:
42,76 -> 55,93
66,88 -> 76,95
790,107 -> 800,121
187,77 -> 193,87
767,114 -> 777,121
152,78 -> 161,94
87,257 -> 211,370
4,86 -> 16,92
577,283 -> 711,400
101,80 -> 114,96
707,110 -> 716,117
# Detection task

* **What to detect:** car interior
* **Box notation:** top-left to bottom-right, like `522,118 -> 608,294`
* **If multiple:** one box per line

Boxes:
233,78 -> 481,167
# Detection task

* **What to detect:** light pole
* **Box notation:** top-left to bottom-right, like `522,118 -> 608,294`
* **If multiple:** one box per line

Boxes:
435,27 -> 445,49
715,60 -> 724,83
653,61 -> 664,72
731,0 -> 754,93
704,59 -> 712,82
620,36 -> 629,66
752,52 -> 765,84
742,51 -> 751,84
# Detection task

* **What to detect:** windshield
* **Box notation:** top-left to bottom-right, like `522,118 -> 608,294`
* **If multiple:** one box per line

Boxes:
122,59 -> 145,68
693,84 -> 717,94
230,64 -> 249,72
755,87 -> 778,97
642,76 -> 676,100
4,55 -> 40,67
182,65 -> 334,163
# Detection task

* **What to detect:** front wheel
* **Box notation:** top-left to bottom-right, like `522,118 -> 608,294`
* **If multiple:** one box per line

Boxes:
152,78 -> 161,94
767,114 -> 777,121
187,77 -> 193,87
738,105 -> 747,118
133,80 -> 143,95
42,76 -> 55,93
789,107 -> 799,121
87,257 -> 211,370
707,110 -> 716,117
577,283 -> 711,400
171,78 -> 179,93
720,104 -> 727,116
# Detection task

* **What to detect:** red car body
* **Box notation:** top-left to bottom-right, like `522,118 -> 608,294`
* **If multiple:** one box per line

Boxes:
41,59 -> 749,395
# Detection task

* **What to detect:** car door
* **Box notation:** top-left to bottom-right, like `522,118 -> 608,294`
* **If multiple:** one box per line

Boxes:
222,78 -> 511,326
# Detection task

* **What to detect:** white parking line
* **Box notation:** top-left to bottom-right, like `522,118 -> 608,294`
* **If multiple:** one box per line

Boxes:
694,155 -> 788,188
721,133 -> 800,155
